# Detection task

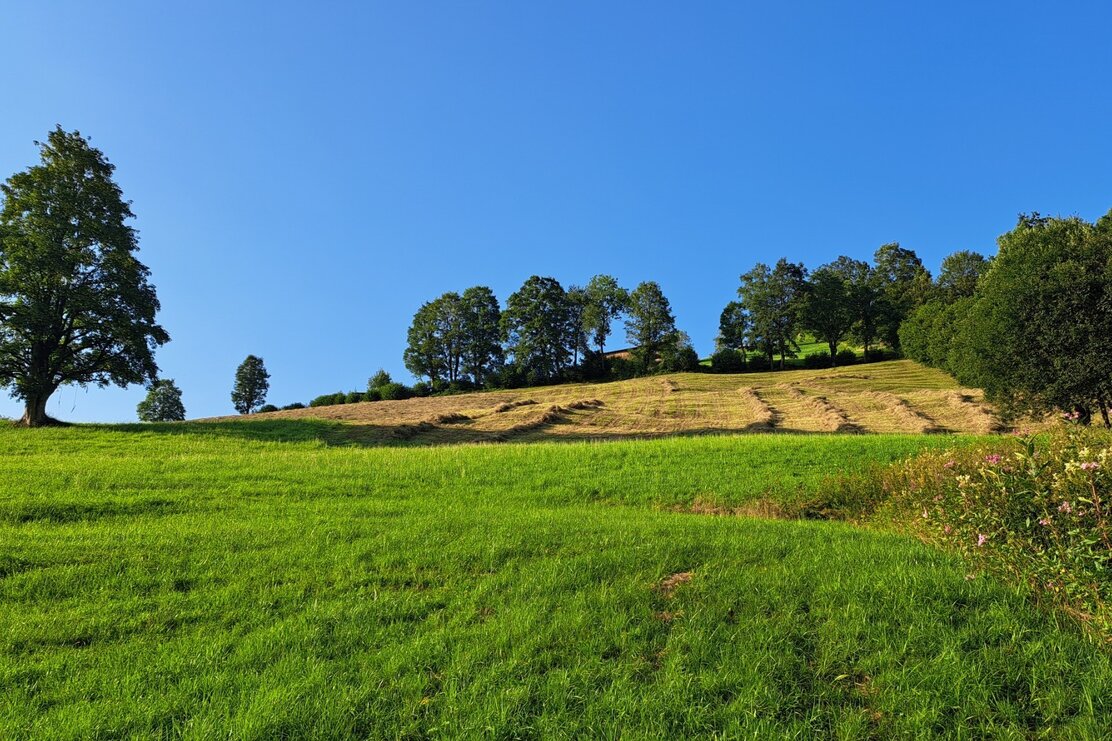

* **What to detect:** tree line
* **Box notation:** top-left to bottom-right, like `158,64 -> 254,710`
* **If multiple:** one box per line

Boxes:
401,275 -> 699,391
714,243 -> 980,372
901,211 -> 1112,424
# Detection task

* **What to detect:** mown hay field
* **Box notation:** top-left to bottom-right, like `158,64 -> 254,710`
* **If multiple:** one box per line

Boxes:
240,360 -> 1004,445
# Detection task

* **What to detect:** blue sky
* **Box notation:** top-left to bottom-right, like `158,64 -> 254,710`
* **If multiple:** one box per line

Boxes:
2,1 -> 1110,422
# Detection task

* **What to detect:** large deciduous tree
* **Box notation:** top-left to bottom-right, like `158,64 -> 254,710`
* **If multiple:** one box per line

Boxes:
738,259 -> 807,369
403,292 -> 465,385
802,263 -> 856,364
0,127 -> 169,426
231,355 -> 269,414
936,250 -> 989,301
949,213 -> 1112,423
501,276 -> 574,384
624,281 -> 678,370
459,286 -> 503,386
581,274 -> 628,355
717,300 -> 748,352
873,243 -> 932,350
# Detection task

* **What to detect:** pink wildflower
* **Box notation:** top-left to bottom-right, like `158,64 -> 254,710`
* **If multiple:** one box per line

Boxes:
921,508 -> 929,519
943,524 -> 952,534
985,454 -> 1002,465
933,494 -> 944,502
1081,461 -> 1100,472
943,460 -> 956,469
1038,517 -> 1051,526
977,533 -> 987,547
1058,501 -> 1073,514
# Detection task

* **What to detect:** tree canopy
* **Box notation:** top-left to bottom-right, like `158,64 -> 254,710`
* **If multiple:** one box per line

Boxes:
625,281 -> 678,370
231,355 -> 269,414
137,378 -> 186,422
0,127 -> 169,426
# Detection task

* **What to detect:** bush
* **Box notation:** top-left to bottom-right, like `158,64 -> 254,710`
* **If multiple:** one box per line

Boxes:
410,382 -> 432,398
345,391 -> 365,404
710,349 -> 745,373
256,404 -> 279,413
660,345 -> 701,373
378,382 -> 414,401
875,427 -> 1112,637
281,402 -> 306,410
835,349 -> 858,366
803,351 -> 831,369
864,348 -> 898,363
310,392 -> 346,408
364,387 -> 382,402
608,357 -> 644,381
747,355 -> 772,371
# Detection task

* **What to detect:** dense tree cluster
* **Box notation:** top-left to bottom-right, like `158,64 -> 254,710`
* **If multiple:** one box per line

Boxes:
723,244 -> 930,369
902,211 -> 1112,424
402,274 -> 697,391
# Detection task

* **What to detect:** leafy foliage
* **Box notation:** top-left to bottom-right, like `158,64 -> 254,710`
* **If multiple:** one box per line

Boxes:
876,426 -> 1112,637
625,281 -> 678,371
231,355 -> 269,414
501,276 -> 574,384
136,379 -> 185,422
0,127 -> 169,425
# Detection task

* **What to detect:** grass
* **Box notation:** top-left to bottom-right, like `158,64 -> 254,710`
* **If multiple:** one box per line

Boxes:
242,360 -> 1005,445
3,424 -> 1111,737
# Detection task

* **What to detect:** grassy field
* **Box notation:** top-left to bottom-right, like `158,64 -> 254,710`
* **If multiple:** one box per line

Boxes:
243,360 -> 1005,445
3,424 -> 1111,737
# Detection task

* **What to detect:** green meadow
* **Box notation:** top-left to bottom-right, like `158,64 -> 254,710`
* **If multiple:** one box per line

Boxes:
3,424 -> 1112,737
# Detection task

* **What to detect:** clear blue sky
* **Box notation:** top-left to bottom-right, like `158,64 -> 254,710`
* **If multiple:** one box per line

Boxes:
2,1 -> 1110,422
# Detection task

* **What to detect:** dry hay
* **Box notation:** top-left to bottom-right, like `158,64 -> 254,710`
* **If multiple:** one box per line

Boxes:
503,405 -> 568,436
430,412 -> 471,425
943,390 -> 1006,433
860,391 -> 947,434
784,386 -> 861,433
739,388 -> 778,430
565,399 -> 605,410
493,399 -> 538,413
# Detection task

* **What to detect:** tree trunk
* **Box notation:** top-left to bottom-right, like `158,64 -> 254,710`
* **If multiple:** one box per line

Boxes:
1100,400 -> 1111,429
829,341 -> 838,366
20,394 -> 51,427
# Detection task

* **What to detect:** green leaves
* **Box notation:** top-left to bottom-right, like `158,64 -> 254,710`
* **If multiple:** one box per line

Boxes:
0,127 -> 168,425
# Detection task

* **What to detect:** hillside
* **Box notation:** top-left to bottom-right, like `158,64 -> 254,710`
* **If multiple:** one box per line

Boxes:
243,360 -> 1003,444
3,426 -> 1110,736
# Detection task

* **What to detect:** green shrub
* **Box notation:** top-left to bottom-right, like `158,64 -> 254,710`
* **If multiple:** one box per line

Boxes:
256,404 -> 279,413
875,426 -> 1112,636
310,392 -> 346,408
410,382 -> 432,398
378,382 -> 414,401
345,391 -> 365,404
281,402 -> 306,410
864,348 -> 898,363
835,349 -> 858,366
803,351 -> 831,369
747,355 -> 772,371
364,388 -> 382,402
710,349 -> 745,373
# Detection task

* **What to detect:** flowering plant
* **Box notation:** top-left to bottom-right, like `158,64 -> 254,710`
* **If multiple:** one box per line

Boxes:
876,426 -> 1112,635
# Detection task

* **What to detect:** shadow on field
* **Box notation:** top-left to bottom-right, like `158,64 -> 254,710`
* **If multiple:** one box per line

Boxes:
98,418 -> 875,449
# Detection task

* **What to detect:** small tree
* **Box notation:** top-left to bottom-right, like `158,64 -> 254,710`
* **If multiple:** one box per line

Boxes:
368,368 -> 392,390
231,355 -> 269,414
936,250 -> 989,301
136,379 -> 185,422
501,276 -> 575,383
0,127 -> 169,426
